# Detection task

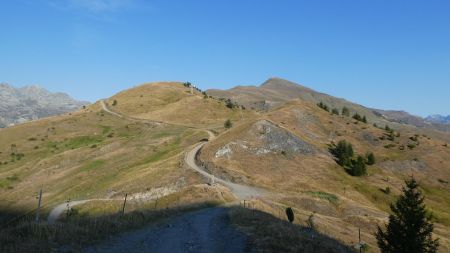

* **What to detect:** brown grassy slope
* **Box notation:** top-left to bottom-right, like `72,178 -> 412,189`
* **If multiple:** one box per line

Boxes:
207,77 -> 450,138
200,99 -> 450,252
107,82 -> 257,129
0,100 -> 209,218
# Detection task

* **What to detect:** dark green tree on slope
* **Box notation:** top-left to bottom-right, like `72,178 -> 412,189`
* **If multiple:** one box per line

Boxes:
376,177 -> 439,253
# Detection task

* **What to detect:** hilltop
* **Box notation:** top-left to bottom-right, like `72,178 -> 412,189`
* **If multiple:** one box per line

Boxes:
0,80 -> 449,252
0,83 -> 88,127
208,77 -> 450,133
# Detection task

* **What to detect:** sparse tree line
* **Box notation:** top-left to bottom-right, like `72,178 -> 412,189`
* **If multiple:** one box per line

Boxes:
317,102 -> 368,123
375,124 -> 423,151
184,81 -> 246,110
329,140 -> 375,176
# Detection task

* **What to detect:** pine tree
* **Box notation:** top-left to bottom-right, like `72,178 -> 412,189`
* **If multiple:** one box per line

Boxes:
376,178 -> 439,253
362,115 -> 368,123
349,155 -> 366,176
330,140 -> 354,167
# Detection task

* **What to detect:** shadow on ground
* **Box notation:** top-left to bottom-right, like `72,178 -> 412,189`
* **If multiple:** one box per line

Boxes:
0,202 -> 354,253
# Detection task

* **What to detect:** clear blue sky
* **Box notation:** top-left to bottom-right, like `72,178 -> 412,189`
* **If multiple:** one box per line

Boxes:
1,0 -> 449,116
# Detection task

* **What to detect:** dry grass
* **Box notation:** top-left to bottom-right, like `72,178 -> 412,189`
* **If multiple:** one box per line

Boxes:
229,205 -> 354,253
201,99 -> 450,252
0,184 -> 234,253
108,82 -> 258,129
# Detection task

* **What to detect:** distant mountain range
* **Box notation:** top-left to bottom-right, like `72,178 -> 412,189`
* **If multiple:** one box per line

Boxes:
425,114 -> 450,124
207,78 -> 450,133
0,83 -> 89,127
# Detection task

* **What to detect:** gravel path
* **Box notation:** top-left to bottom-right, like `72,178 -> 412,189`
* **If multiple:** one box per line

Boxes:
84,207 -> 247,253
185,142 -> 265,200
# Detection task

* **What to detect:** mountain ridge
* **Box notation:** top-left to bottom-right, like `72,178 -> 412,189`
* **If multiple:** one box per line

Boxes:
0,83 -> 89,127
207,77 -> 450,133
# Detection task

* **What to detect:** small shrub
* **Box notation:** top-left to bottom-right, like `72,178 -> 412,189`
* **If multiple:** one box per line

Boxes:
307,212 -> 316,230
438,179 -> 449,184
407,144 -> 416,149
317,101 -> 330,112
381,186 -> 391,194
112,100 -> 118,106
366,152 -> 376,165
384,144 -> 396,149
285,207 -> 294,223
342,107 -> 350,116
331,108 -> 339,115
409,136 -> 418,142
224,119 -> 233,129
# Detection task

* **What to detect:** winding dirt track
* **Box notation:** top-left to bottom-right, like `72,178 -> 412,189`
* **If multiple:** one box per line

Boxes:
48,100 -> 262,226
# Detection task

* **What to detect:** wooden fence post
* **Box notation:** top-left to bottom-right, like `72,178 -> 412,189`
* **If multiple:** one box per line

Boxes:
35,188 -> 42,223
122,193 -> 128,215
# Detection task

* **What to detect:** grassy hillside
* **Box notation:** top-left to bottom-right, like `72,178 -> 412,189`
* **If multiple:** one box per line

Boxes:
1,81 -> 449,252
200,99 -> 450,252
107,82 -> 256,129
0,82 -> 250,221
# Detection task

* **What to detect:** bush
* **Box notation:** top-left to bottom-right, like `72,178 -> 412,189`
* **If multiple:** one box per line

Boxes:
409,136 -> 418,142
342,107 -> 350,117
112,100 -> 118,106
352,113 -> 367,123
285,207 -> 294,223
407,144 -> 416,149
381,186 -> 391,194
366,152 -> 376,165
224,119 -> 233,129
317,101 -> 330,112
331,108 -> 339,115
225,99 -> 235,109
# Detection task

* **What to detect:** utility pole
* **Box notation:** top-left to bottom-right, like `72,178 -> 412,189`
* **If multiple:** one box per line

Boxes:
122,193 -> 128,215
35,187 -> 42,223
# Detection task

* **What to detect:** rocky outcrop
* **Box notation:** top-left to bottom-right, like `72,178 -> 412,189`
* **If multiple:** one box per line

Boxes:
0,83 -> 89,127
215,120 -> 316,159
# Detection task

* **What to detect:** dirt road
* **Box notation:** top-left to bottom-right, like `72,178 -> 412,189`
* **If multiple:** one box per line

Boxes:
185,142 -> 264,200
84,207 -> 247,253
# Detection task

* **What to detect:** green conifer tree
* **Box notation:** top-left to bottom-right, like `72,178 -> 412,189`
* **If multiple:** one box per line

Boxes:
376,178 -> 439,253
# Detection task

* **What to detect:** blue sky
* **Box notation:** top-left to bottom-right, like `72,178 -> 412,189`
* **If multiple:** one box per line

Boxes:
1,0 -> 449,116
